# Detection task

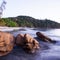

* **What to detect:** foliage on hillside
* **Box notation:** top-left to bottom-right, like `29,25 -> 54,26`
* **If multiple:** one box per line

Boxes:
0,16 -> 60,28
0,19 -> 6,26
1,18 -> 18,27
12,16 -> 60,28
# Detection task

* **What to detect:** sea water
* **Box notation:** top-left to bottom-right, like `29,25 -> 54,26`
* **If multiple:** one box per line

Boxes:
0,28 -> 60,60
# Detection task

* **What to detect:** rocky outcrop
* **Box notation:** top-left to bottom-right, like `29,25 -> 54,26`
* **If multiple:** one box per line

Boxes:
36,32 -> 56,43
16,34 -> 40,53
15,34 -> 24,46
0,32 -> 40,56
23,34 -> 40,53
0,31 -> 56,56
0,31 -> 14,56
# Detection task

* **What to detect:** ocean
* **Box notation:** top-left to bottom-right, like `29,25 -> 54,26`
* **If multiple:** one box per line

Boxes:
0,27 -> 60,60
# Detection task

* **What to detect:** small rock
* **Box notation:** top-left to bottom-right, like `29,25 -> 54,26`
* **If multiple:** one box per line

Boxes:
15,34 -> 24,46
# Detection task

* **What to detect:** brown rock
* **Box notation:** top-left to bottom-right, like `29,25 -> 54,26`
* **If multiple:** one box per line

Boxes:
24,34 -> 33,43
15,34 -> 24,46
0,31 -> 14,56
15,33 -> 40,53
36,32 -> 56,43
33,39 -> 40,49
23,34 -> 40,53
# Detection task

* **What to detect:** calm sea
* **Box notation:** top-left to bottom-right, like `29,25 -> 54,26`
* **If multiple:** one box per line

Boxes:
0,28 -> 60,60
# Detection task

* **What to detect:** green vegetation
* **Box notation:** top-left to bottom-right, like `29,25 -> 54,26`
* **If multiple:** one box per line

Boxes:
2,18 -> 18,27
12,16 -> 60,28
0,19 -> 6,26
0,16 -> 60,28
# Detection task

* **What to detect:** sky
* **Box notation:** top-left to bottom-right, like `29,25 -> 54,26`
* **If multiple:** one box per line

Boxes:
0,0 -> 60,23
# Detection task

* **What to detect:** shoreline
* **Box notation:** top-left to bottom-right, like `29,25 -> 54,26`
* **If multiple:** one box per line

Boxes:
0,27 -> 21,32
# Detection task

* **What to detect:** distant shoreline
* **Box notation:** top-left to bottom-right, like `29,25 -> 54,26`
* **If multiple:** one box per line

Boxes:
0,26 -> 60,32
0,26 -> 20,32
2,16 -> 60,28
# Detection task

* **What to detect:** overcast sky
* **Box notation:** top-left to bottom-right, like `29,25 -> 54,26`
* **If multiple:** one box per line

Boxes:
0,0 -> 60,23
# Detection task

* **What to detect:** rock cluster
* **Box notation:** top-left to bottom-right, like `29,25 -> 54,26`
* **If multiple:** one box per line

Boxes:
0,31 -> 14,56
16,34 -> 40,53
0,31 -> 55,56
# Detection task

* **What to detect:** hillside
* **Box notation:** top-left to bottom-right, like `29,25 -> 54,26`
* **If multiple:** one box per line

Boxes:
1,16 -> 60,28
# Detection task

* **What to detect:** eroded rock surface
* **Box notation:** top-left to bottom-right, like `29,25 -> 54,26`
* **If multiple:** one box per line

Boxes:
16,33 -> 40,53
15,34 -> 24,46
36,32 -> 56,43
0,31 -> 14,56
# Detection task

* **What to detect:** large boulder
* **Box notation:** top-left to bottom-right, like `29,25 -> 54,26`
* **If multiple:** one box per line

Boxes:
0,31 -> 14,56
36,32 -> 56,43
23,34 -> 40,53
16,33 -> 40,53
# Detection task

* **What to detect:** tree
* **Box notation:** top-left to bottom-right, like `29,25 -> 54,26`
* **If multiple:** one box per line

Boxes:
0,0 -> 6,18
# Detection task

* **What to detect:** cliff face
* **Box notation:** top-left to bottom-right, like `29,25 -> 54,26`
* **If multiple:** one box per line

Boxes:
2,16 -> 60,28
